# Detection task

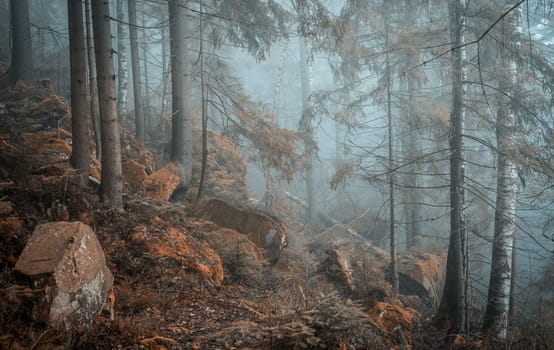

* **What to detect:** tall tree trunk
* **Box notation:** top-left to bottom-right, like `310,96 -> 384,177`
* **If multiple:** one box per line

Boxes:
437,0 -> 466,335
483,96 -> 519,339
508,231 -> 518,332
385,16 -> 398,292
92,0 -> 123,208
196,7 -> 208,202
141,4 -> 150,130
68,0 -> 90,182
0,0 -> 8,65
263,40 -> 288,209
404,0 -> 421,250
299,36 -> 315,231
405,73 -> 421,249
128,0 -> 144,140
160,25 -> 170,126
10,0 -> 33,83
169,0 -> 193,191
483,1 -> 522,339
85,0 -> 102,161
116,0 -> 128,120
483,4 -> 521,336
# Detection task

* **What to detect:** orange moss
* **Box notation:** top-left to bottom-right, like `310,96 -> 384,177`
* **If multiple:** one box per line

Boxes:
411,253 -> 445,281
23,130 -> 72,161
369,302 -> 419,333
137,335 -> 176,349
136,226 -> 224,287
167,326 -> 192,335
37,95 -> 68,113
122,159 -> 148,191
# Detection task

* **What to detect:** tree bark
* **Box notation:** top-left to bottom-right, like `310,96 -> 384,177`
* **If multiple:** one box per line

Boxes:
403,0 -> 422,250
160,25 -> 170,126
0,0 -> 8,65
483,4 -> 521,336
437,0 -> 466,335
116,0 -> 128,120
483,1 -> 522,339
196,8 -> 208,202
169,0 -> 193,191
385,18 -> 398,292
92,0 -> 123,208
141,5 -> 150,129
10,0 -> 33,83
405,67 -> 421,249
68,0 -> 90,182
299,36 -> 316,232
128,0 -> 144,140
85,0 -> 102,161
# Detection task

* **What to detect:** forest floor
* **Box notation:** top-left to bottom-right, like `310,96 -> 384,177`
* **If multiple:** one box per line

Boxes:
0,84 -> 551,350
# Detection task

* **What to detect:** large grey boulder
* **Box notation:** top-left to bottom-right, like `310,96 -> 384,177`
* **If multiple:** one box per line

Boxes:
15,221 -> 113,330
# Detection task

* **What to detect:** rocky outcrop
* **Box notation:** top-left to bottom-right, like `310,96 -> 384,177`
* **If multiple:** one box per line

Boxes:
397,252 -> 446,308
200,198 -> 288,264
195,222 -> 267,286
14,221 -> 113,330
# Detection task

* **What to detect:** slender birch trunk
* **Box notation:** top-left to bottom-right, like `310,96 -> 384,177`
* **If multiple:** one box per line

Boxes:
483,5 -> 521,337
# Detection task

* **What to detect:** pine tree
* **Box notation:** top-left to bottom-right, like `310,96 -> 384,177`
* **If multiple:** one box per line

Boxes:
169,0 -> 193,191
68,0 -> 90,182
438,0 -> 467,335
9,0 -> 33,83
92,0 -> 123,208
128,0 -> 144,140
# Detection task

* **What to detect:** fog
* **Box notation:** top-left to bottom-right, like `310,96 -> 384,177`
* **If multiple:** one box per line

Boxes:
2,0 -> 553,339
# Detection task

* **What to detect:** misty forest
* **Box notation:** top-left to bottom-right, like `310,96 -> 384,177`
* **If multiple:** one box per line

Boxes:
0,0 -> 553,349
